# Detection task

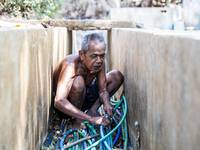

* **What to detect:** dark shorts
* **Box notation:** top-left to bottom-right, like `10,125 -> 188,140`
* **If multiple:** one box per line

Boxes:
53,78 -> 99,119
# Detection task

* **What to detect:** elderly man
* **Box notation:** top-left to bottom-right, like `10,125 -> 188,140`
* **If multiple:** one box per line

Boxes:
53,33 -> 123,129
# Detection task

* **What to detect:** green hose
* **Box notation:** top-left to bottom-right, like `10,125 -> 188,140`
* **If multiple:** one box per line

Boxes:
53,95 -> 128,150
114,98 -> 123,110
73,132 -> 77,150
111,95 -> 126,148
77,130 -> 92,144
85,95 -> 127,150
110,99 -> 119,103
85,123 -> 97,135
84,122 -> 101,143
121,104 -> 125,143
67,138 -> 73,150
108,126 -> 113,148
103,143 -> 107,150
110,98 -> 119,106
110,101 -> 118,106
110,97 -> 123,124
122,97 -> 128,150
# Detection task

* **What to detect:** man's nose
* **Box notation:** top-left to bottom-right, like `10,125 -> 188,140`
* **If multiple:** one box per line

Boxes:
96,56 -> 102,63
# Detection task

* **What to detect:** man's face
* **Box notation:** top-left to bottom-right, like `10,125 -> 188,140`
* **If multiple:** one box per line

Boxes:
82,40 -> 105,73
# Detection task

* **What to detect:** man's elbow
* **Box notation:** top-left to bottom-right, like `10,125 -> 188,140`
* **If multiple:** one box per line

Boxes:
54,97 -> 69,110
54,97 -> 61,109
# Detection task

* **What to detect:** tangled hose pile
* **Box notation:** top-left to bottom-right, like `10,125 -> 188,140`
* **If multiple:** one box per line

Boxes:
43,95 -> 129,150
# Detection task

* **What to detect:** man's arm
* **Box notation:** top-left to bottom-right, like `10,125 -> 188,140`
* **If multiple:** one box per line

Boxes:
97,63 -> 114,119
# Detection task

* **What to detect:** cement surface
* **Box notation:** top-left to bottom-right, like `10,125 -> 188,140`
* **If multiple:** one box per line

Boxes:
110,8 -> 174,30
109,29 -> 200,150
0,27 -> 69,150
47,20 -> 137,30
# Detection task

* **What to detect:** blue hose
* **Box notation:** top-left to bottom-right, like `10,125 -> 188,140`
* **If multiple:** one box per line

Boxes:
60,129 -> 76,150
100,125 -> 112,150
85,95 -> 127,150
112,116 -> 120,146
128,141 -> 131,147
99,142 -> 103,150
105,127 -> 111,147
45,129 -> 54,147
49,94 -> 129,149
67,137 -> 73,150
89,127 -> 96,150
99,106 -> 112,150
72,132 -> 77,150
84,123 -> 98,150
55,122 -> 66,150
82,129 -> 88,149
89,128 -> 95,144
116,109 -> 122,116
112,108 -> 122,146
50,133 -> 57,147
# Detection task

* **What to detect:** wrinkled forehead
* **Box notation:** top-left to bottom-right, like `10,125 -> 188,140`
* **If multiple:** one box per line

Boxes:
88,40 -> 106,51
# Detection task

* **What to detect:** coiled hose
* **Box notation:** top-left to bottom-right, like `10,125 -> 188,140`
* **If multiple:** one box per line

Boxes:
44,129 -> 54,147
60,129 -> 76,150
112,116 -> 120,146
100,125 -> 112,150
44,95 -> 128,150
55,122 -> 66,150
85,95 -> 128,150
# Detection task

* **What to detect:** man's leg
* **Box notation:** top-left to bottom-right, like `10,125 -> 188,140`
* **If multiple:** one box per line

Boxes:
87,70 -> 124,116
68,76 -> 87,129
106,70 -> 124,97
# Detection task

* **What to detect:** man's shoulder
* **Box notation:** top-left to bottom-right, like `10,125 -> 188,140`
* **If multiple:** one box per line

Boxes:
58,54 -> 80,73
65,54 -> 79,66
54,54 -> 79,72
66,54 -> 79,62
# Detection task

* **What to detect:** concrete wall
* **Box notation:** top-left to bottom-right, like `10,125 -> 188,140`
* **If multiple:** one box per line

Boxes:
109,28 -> 200,150
182,0 -> 200,29
0,27 -> 69,150
110,8 -> 174,30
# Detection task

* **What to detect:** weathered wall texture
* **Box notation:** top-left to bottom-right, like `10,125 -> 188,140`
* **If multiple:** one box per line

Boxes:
182,0 -> 200,29
110,8 -> 173,30
109,29 -> 200,150
0,27 -> 69,150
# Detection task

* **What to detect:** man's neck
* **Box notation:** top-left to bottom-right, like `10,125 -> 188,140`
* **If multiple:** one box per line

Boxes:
78,59 -> 90,76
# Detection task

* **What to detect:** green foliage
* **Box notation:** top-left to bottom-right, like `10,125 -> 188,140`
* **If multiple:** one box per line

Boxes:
152,0 -> 182,4
41,144 -> 54,150
0,0 -> 61,19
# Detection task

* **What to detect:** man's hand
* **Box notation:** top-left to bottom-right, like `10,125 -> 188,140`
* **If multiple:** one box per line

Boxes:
90,116 -> 110,126
102,102 -> 114,119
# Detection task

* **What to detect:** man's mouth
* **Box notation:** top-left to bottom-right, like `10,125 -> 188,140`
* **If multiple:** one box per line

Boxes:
93,66 -> 101,70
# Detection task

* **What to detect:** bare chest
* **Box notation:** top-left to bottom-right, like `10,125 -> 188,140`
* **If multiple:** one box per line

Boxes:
85,74 -> 97,86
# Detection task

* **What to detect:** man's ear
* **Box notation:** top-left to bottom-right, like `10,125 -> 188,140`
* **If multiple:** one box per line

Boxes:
79,50 -> 84,61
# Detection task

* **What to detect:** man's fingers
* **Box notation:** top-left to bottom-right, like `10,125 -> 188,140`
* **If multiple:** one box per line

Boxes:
108,108 -> 113,119
106,118 -> 110,124
102,117 -> 110,126
102,108 -> 106,116
109,112 -> 113,119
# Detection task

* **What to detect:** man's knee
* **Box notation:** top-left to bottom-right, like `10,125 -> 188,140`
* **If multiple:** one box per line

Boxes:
110,70 -> 124,84
71,76 -> 86,94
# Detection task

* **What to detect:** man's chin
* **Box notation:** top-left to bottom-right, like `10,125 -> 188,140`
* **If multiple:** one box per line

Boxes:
90,70 -> 98,73
90,66 -> 101,73
90,68 -> 100,73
